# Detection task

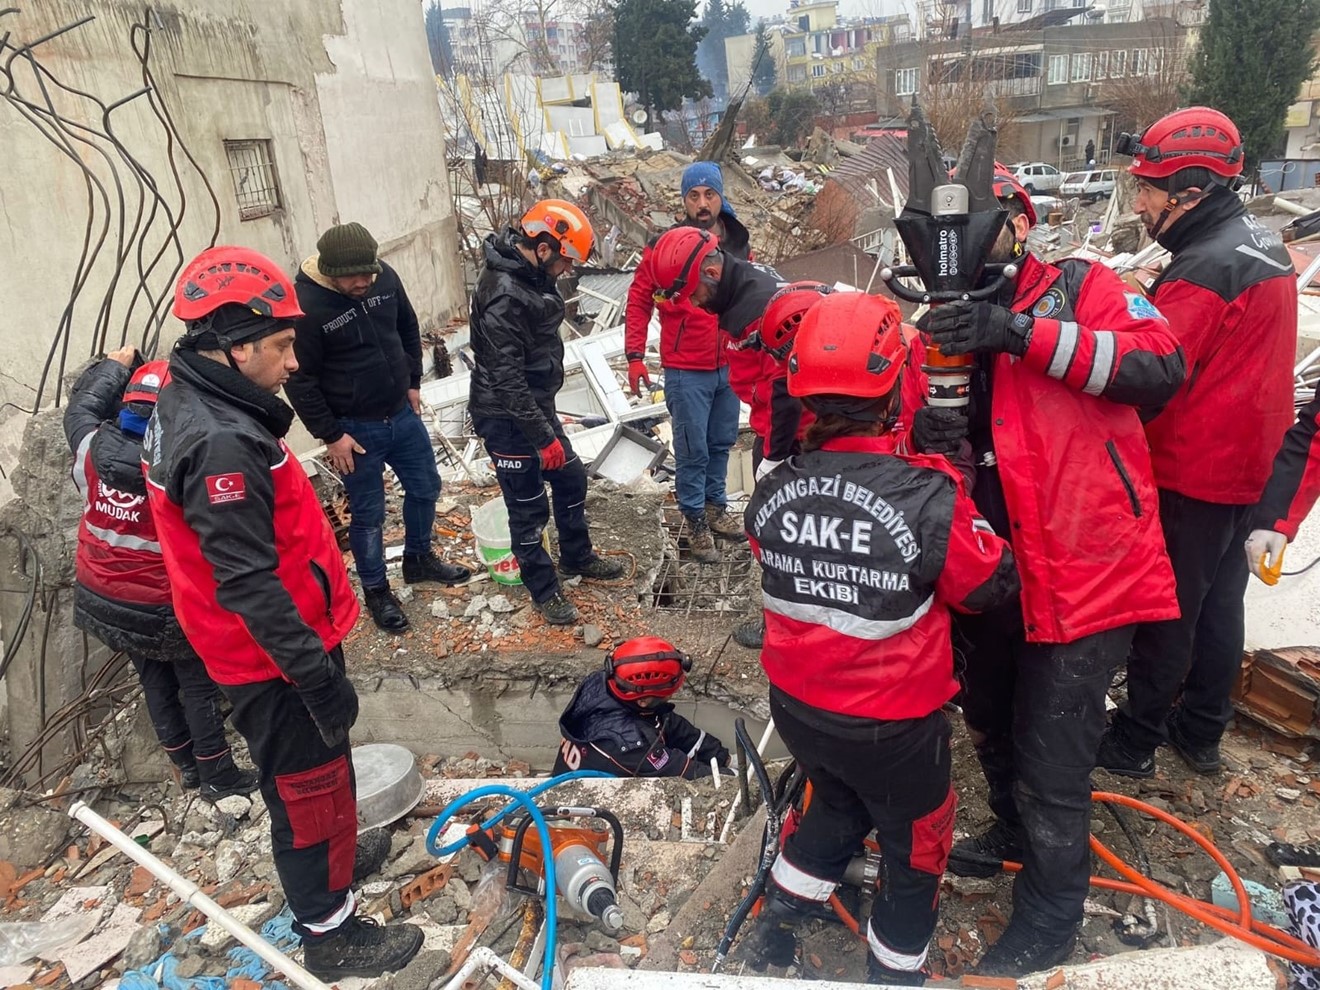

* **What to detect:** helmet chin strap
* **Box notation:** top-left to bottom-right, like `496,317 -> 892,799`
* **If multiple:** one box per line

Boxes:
1148,187 -> 1207,238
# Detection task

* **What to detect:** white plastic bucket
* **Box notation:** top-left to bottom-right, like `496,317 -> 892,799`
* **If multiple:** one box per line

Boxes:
470,496 -> 523,586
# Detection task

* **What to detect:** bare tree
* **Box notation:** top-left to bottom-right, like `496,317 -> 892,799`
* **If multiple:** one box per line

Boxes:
1098,22 -> 1193,136
919,48 -> 1028,162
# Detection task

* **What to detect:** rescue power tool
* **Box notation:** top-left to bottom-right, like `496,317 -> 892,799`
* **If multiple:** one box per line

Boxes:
881,104 -> 1018,409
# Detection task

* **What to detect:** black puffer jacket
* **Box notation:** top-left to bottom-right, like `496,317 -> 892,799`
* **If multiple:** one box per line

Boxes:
467,230 -> 566,449
63,360 -> 193,662
551,670 -> 729,779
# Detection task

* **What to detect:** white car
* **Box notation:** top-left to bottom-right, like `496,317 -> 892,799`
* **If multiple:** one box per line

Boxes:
1007,162 -> 1063,194
1060,169 -> 1118,202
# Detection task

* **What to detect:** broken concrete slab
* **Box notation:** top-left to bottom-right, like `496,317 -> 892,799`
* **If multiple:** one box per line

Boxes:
0,788 -> 73,869
59,901 -> 140,983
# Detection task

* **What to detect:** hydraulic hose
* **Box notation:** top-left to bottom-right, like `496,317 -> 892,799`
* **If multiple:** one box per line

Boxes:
425,771 -> 613,990
712,718 -> 780,972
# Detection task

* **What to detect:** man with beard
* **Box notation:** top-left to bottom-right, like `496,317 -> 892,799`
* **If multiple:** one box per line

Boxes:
287,223 -> 472,634
626,162 -> 753,563
906,164 -> 1186,976
1098,108 -> 1297,779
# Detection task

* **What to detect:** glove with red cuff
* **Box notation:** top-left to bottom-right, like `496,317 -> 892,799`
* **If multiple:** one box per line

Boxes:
539,438 -> 567,471
627,354 -> 652,397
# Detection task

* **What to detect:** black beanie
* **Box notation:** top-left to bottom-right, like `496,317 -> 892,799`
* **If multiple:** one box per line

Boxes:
317,222 -> 382,277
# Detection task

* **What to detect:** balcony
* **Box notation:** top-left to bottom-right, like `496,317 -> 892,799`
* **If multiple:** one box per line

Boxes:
937,75 -> 1041,99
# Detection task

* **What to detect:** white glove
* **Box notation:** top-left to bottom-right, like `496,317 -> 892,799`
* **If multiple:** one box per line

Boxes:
1245,529 -> 1287,585
755,458 -> 782,483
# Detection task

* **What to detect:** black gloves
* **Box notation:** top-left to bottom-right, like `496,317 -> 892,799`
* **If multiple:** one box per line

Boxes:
918,300 -> 1034,357
912,406 -> 969,456
297,667 -> 360,748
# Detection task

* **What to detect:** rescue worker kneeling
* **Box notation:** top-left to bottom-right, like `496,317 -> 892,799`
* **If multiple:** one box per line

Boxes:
744,293 -> 1020,986
552,636 -> 731,779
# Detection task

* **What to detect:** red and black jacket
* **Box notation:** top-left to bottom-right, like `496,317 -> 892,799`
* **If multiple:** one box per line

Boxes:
1257,380 -> 1320,540
624,213 -> 752,372
551,670 -> 729,779
903,251 -> 1185,644
747,435 -> 1019,721
1144,189 -> 1298,504
64,359 -> 191,661
144,350 -> 359,687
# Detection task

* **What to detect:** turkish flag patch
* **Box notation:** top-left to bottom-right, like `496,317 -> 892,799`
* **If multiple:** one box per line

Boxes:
206,472 -> 246,505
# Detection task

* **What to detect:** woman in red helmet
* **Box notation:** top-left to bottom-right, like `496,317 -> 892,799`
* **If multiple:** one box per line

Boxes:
144,246 -> 421,981
552,636 -> 731,779
744,292 -> 1019,987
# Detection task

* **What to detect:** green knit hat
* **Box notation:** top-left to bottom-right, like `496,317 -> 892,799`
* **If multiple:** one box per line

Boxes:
317,222 -> 382,277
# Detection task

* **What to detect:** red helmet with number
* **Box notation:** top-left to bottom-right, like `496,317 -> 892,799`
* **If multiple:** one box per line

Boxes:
1121,107 -> 1244,181
521,198 -> 594,262
605,636 -> 692,702
650,227 -> 720,304
173,246 -> 303,323
122,361 -> 171,407
788,292 -> 906,400
991,163 -> 1037,227
761,282 -> 833,361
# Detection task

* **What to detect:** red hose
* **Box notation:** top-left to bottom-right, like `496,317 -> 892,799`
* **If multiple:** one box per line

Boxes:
819,788 -> 1320,968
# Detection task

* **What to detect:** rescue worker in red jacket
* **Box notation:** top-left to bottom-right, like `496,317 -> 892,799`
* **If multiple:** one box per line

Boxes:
907,165 -> 1185,976
744,292 -> 1019,986
144,246 -> 421,982
1247,380 -> 1320,582
65,350 -> 257,801
551,636 -> 730,779
1098,108 -> 1298,779
625,163 -> 753,560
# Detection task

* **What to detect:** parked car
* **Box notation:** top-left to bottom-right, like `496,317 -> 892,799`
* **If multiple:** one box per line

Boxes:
1006,162 -> 1063,194
1060,169 -> 1118,202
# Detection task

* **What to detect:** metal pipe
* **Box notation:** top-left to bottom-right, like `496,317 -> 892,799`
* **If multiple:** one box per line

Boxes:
434,946 -> 541,990
67,801 -> 332,990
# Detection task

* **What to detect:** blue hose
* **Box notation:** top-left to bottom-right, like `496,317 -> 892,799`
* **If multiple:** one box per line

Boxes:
425,771 -> 613,990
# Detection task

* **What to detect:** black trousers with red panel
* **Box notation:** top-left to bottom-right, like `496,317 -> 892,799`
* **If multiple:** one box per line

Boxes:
768,689 -> 955,975
223,646 -> 358,937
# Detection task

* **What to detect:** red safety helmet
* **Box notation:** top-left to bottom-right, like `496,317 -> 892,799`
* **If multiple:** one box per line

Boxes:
521,199 -> 594,262
991,163 -> 1037,227
650,227 -> 720,304
122,360 -> 171,407
605,636 -> 692,702
1119,107 -> 1244,181
761,282 -> 833,361
173,246 -> 303,323
788,292 -> 907,400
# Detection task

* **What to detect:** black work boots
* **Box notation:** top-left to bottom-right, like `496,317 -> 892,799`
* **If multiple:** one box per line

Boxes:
558,555 -> 628,582
353,829 -> 392,884
1165,713 -> 1222,775
947,820 -> 1024,878
363,584 -> 409,632
302,915 -> 424,980
732,615 -> 765,650
744,887 -> 805,971
866,955 -> 927,986
536,592 -> 580,626
197,752 -> 260,803
973,920 -> 1077,977
1094,725 -> 1155,779
402,551 -> 472,586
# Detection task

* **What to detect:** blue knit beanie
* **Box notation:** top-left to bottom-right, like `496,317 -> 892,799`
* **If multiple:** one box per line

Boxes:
681,161 -> 737,219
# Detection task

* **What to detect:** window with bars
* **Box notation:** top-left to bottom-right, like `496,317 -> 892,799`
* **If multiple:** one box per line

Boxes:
224,140 -> 282,221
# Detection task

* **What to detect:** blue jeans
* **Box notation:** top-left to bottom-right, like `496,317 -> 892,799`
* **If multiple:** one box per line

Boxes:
664,366 -> 740,518
337,405 -> 440,589
472,415 -> 593,604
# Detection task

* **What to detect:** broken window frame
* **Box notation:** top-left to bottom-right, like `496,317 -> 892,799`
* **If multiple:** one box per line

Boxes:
223,139 -> 282,222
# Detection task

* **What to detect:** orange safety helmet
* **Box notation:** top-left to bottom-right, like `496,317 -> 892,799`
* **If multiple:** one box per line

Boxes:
604,636 -> 692,703
173,246 -> 304,324
122,360 -> 171,407
1118,106 -> 1244,182
761,282 -> 833,361
788,292 -> 907,401
520,199 -> 594,263
650,227 -> 720,304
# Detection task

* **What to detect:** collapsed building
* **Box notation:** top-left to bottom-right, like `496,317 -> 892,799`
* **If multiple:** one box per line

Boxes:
2,6 -> 1320,990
